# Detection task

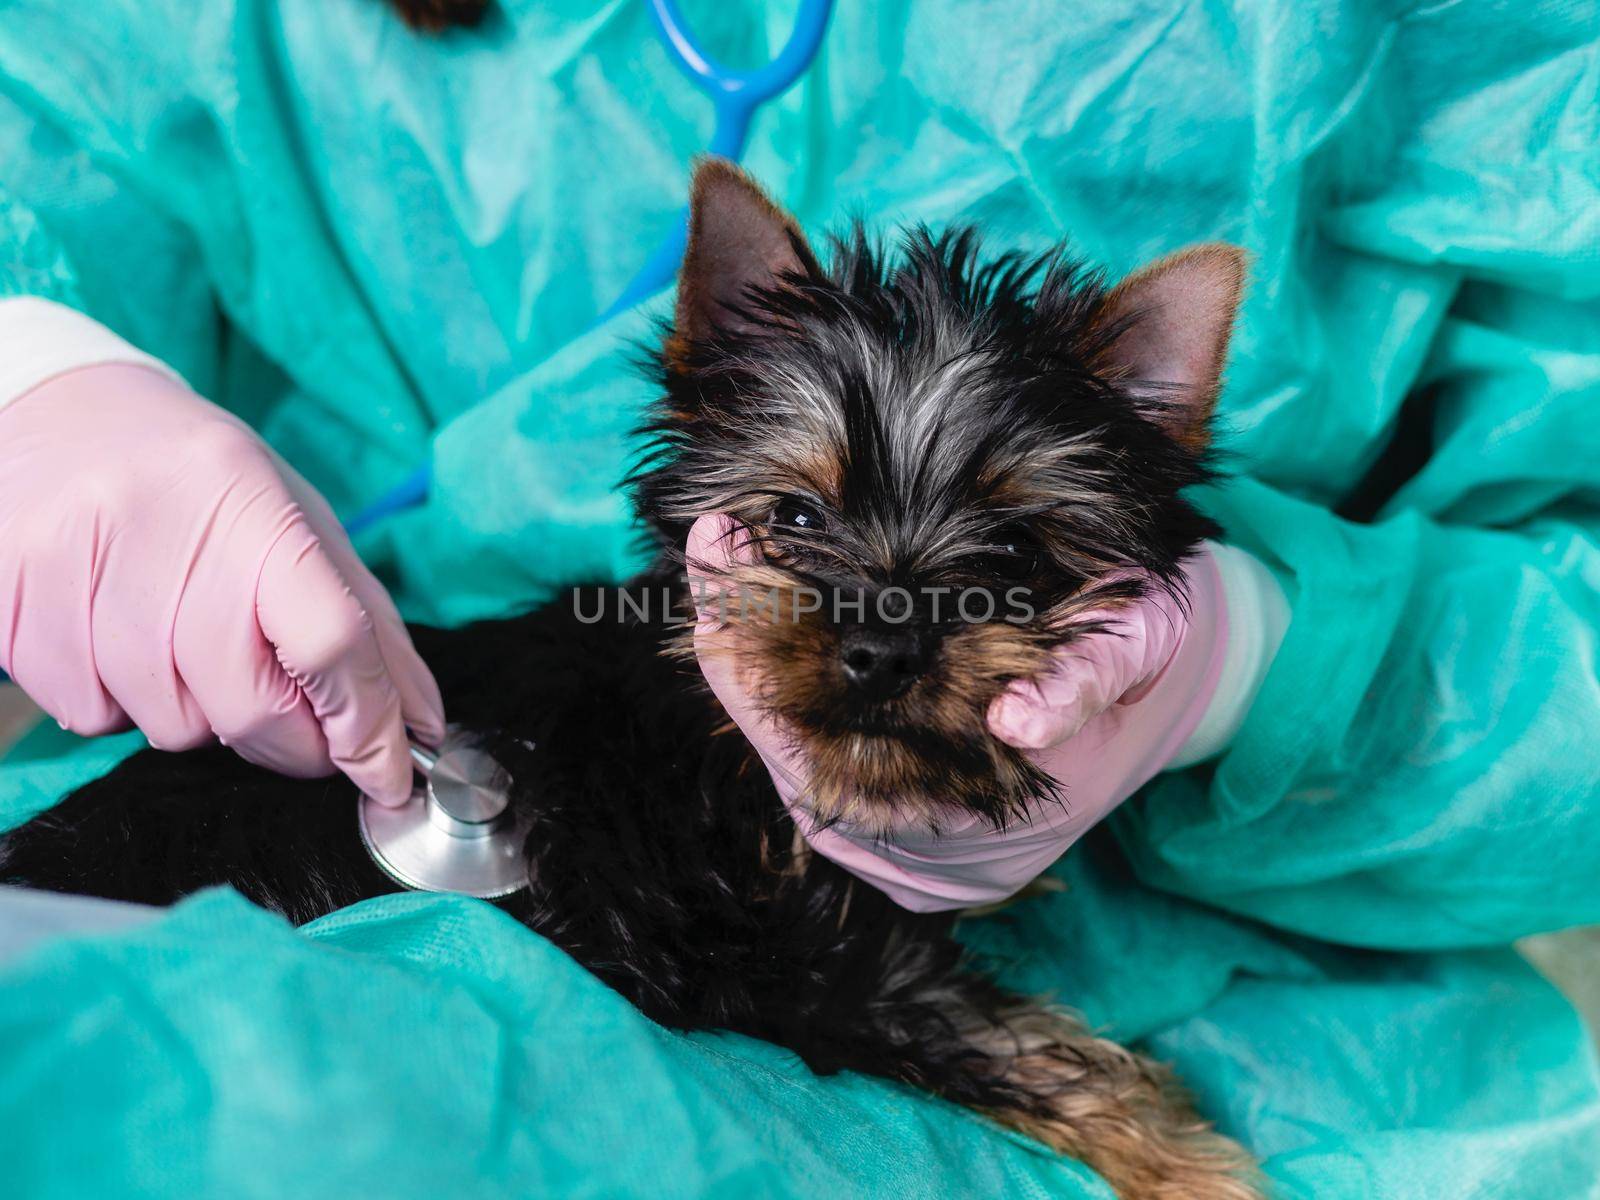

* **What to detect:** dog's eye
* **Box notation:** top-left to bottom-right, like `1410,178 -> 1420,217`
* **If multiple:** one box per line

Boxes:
966,528 -> 1040,582
772,497 -> 827,533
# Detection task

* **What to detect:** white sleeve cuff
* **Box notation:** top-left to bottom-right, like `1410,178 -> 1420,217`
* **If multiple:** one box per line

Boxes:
0,297 -> 182,412
1167,541 -> 1290,769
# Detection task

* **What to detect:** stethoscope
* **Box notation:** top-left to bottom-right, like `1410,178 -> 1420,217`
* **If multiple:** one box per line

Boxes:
342,0 -> 833,537
357,1 -> 833,896
359,727 -> 531,898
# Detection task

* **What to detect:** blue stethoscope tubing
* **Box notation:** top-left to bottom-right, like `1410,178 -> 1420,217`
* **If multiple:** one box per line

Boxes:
599,0 -> 834,321
342,0 -> 834,536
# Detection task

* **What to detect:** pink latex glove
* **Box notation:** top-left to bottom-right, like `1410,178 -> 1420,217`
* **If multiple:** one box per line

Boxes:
687,513 -> 1229,912
0,364 -> 445,805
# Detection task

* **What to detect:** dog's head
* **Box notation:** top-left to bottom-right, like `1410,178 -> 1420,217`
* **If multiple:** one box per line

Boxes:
635,160 -> 1242,832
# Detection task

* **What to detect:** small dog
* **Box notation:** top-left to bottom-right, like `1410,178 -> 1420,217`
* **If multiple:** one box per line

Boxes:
1,160 -> 1257,1199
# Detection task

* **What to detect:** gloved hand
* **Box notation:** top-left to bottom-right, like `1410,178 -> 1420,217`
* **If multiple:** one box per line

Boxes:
0,362 -> 445,805
687,513 -> 1285,912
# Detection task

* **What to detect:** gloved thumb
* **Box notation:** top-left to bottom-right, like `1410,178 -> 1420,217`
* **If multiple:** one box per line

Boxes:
986,652 -> 1108,750
986,591 -> 1182,751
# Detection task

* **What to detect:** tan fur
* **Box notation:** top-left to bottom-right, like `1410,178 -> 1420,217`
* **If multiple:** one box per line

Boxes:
684,562 -> 1110,832
967,1001 -> 1263,1200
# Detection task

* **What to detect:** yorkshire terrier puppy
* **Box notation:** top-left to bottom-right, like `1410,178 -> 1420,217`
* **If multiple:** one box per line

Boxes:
1,160 -> 1256,1199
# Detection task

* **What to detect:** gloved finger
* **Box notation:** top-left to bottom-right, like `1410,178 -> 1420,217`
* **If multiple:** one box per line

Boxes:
256,518 -> 413,806
172,570 -> 334,778
692,606 -> 744,698
690,565 -> 822,813
0,519 -> 130,737
92,569 -> 213,752
685,513 -> 758,622
278,459 -> 447,748
353,585 -> 446,749
141,432 -> 337,776
687,514 -> 769,702
299,521 -> 447,749
685,514 -> 821,811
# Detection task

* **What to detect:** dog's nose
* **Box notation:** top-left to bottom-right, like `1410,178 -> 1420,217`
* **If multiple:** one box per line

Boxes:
839,627 -> 930,700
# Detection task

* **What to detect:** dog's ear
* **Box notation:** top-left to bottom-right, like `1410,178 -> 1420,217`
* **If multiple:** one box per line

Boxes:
1097,244 -> 1246,450
675,158 -> 818,347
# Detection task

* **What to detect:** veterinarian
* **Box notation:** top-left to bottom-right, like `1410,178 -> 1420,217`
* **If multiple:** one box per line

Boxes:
2,1 -> 1599,1195
0,0 -> 1253,859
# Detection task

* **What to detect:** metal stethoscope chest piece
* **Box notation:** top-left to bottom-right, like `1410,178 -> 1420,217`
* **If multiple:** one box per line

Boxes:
358,726 -> 531,899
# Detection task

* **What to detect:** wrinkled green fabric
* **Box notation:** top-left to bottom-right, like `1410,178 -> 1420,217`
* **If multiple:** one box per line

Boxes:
2,0 -> 1599,1196
3,855 -> 1597,1199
